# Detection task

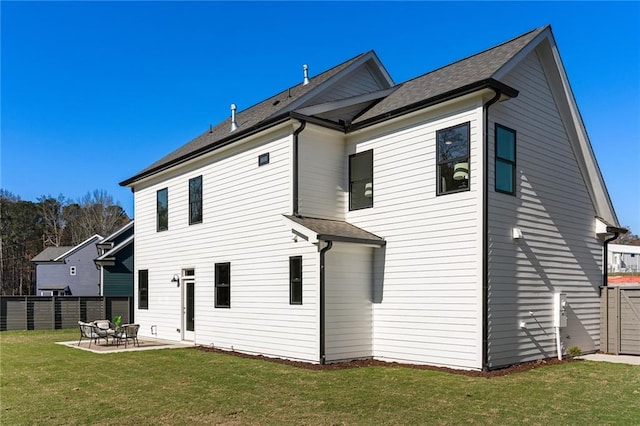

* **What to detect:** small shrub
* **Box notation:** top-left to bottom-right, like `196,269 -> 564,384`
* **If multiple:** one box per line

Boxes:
567,346 -> 582,358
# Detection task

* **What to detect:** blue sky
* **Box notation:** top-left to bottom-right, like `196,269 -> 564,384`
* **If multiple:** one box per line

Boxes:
2,1 -> 639,232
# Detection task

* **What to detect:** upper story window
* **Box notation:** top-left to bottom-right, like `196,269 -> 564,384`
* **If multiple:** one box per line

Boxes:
289,256 -> 303,305
215,262 -> 231,308
157,188 -> 168,232
189,176 -> 203,225
436,122 -> 470,195
495,124 -> 516,195
349,150 -> 373,210
258,152 -> 270,166
138,269 -> 149,310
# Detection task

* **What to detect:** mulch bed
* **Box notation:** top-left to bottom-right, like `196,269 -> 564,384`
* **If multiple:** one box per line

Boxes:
191,346 -> 578,377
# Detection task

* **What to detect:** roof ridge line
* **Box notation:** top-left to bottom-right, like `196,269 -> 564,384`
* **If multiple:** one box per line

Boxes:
398,26 -> 545,86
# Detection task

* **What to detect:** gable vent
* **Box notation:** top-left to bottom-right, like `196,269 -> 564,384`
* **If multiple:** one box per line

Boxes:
230,103 -> 238,132
303,64 -> 309,85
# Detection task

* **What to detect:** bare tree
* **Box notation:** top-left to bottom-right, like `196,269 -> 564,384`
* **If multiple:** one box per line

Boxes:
69,190 -> 129,244
37,194 -> 67,247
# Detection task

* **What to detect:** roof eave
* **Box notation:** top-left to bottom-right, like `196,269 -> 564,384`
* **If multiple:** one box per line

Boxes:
349,78 -> 518,132
316,234 -> 386,246
120,113 -> 293,187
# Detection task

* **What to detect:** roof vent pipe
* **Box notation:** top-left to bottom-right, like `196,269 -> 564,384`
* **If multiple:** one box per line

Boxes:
230,103 -> 238,132
303,64 -> 309,85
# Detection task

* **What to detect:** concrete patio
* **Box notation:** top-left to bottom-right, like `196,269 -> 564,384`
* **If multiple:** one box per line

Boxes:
57,337 -> 194,354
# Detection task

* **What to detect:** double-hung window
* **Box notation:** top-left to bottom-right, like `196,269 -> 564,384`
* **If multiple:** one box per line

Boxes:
289,256 -> 303,305
138,270 -> 149,309
349,150 -> 373,210
436,122 -> 470,195
157,188 -> 168,231
215,262 -> 230,308
495,124 -> 516,195
189,176 -> 203,225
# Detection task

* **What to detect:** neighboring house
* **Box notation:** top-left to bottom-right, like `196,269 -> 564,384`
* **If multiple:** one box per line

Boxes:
32,235 -> 103,296
608,244 -> 640,274
120,26 -> 623,370
95,220 -> 134,297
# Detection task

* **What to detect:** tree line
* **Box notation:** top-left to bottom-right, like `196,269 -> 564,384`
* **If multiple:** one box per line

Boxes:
0,189 -> 130,295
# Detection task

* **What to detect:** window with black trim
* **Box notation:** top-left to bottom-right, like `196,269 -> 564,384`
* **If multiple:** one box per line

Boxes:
289,256 -> 303,305
436,122 -> 470,195
138,270 -> 149,309
258,153 -> 270,166
495,124 -> 516,195
157,188 -> 168,231
215,262 -> 230,308
189,176 -> 203,225
349,150 -> 373,210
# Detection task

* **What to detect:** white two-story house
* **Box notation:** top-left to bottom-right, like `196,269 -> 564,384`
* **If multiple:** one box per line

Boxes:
120,26 -> 623,370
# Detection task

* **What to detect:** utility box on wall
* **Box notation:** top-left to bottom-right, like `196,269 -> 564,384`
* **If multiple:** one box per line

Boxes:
553,293 -> 568,328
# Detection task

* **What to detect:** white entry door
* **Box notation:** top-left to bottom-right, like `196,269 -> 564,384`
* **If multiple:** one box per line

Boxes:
183,278 -> 195,341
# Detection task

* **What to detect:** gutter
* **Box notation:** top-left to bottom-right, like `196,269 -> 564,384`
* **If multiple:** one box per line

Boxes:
602,226 -> 626,288
120,113 -> 293,187
349,78 -> 518,132
481,89 -> 503,372
319,240 -> 333,365
292,120 -> 306,216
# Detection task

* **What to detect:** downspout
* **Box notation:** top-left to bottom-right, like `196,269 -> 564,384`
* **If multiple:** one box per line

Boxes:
602,231 -> 620,288
292,120 -> 307,217
482,89 -> 502,372
319,240 -> 333,365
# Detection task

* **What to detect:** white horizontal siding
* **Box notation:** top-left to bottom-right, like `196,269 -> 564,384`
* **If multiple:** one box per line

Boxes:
298,125 -> 346,220
310,64 -> 384,105
346,99 -> 485,369
324,244 -> 373,362
487,49 -> 602,368
133,126 -> 321,362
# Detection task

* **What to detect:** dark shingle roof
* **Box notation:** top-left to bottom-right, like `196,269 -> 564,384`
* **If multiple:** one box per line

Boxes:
285,215 -> 385,245
122,27 -> 546,186
352,27 -> 545,125
121,52 -> 369,185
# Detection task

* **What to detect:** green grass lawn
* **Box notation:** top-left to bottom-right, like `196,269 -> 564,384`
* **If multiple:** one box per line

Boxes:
1,330 -> 638,425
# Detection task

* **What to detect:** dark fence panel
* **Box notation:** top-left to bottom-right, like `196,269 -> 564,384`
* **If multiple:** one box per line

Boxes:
0,296 -> 133,331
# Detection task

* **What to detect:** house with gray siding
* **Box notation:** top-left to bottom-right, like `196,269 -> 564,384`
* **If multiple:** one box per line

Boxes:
120,26 -> 623,370
32,235 -> 103,296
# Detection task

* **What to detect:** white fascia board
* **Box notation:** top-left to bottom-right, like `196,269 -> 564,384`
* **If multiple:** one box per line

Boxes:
294,87 -> 398,117
495,28 -> 620,227
280,51 -> 394,115
101,220 -> 134,242
281,216 -> 319,244
492,27 -> 552,81
54,234 -> 103,261
96,234 -> 134,261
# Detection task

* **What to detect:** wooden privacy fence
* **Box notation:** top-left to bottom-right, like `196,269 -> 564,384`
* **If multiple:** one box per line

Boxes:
0,296 -> 133,331
601,286 -> 640,355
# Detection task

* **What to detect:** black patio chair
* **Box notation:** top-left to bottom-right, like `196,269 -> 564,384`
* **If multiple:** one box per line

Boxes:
114,324 -> 140,348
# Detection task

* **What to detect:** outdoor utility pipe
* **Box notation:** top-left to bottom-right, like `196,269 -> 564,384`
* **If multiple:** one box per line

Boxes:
319,240 -> 333,365
602,230 -> 621,288
292,120 -> 306,217
481,89 -> 502,372
556,326 -> 562,360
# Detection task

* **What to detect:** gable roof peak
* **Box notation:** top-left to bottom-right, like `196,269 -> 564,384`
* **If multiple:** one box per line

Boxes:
120,50 -> 389,186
